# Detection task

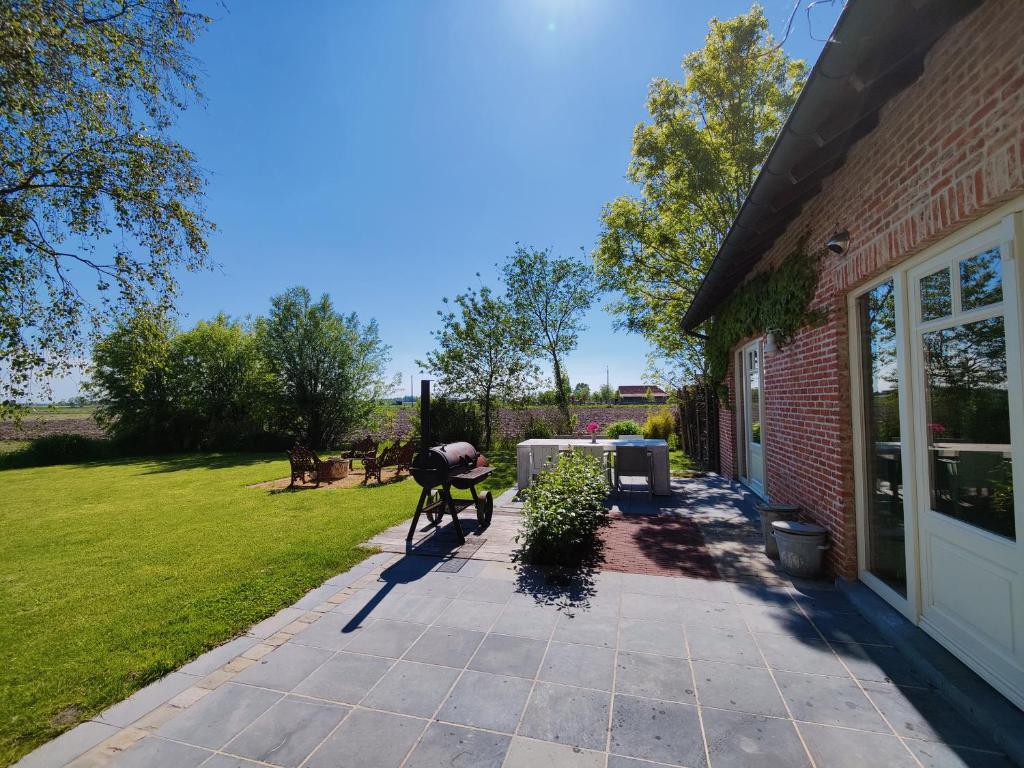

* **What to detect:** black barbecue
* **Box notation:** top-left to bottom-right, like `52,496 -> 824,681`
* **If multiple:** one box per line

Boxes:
407,381 -> 494,542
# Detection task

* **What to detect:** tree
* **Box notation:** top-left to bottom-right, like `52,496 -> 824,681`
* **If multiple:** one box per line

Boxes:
257,287 -> 392,449
502,245 -> 598,427
595,383 -> 615,404
572,382 -> 590,402
593,6 -> 805,380
1,1 -> 214,415
418,286 -> 539,450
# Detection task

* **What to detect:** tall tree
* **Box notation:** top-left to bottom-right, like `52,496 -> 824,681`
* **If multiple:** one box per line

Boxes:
0,1 -> 214,415
257,287 -> 392,449
593,6 -> 805,378
502,245 -> 598,427
418,286 -> 539,449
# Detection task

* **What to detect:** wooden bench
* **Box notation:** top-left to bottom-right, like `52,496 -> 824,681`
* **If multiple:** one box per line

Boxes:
287,444 -> 325,487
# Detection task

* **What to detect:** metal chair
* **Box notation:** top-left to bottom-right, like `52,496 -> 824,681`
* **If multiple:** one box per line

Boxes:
614,445 -> 653,499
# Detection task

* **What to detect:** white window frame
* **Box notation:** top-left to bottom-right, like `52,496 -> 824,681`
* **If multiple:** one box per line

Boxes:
849,195 -> 1024,624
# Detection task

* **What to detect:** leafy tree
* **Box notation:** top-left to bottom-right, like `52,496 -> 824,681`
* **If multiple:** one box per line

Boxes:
502,245 -> 598,427
165,315 -> 274,449
593,6 -> 805,379
1,1 -> 214,415
258,287 -> 392,449
89,305 -> 176,448
418,287 -> 539,450
594,383 -> 615,404
572,382 -> 590,402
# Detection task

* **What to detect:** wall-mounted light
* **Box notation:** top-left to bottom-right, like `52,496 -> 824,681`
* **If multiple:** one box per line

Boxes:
765,330 -> 780,354
826,229 -> 850,255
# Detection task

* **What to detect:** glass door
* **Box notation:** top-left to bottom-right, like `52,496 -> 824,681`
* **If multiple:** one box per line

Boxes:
910,222 -> 1024,708
741,340 -> 765,495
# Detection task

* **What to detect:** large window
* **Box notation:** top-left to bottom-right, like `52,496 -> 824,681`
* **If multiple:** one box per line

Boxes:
857,280 -> 907,595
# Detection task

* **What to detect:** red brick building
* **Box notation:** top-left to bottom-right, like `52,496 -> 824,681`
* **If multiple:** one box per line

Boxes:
683,0 -> 1024,708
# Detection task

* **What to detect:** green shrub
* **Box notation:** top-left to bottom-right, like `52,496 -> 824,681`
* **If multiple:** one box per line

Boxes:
0,434 -> 114,469
414,396 -> 483,447
517,450 -> 608,565
606,419 -> 643,438
521,414 -> 554,440
642,408 -> 676,440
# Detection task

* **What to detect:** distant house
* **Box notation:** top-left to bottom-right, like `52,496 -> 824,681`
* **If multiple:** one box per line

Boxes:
617,385 -> 667,404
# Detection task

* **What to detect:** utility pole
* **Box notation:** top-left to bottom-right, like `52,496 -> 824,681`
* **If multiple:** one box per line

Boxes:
606,366 -> 610,403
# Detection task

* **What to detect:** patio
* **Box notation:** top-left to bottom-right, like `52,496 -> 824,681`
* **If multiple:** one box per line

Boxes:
18,477 -> 1013,768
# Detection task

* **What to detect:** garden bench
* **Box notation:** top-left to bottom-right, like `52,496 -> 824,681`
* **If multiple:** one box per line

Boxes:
362,439 -> 417,484
287,444 -> 325,487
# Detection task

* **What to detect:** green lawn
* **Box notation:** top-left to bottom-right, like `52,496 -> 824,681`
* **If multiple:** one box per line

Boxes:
0,453 -> 440,766
19,405 -> 96,421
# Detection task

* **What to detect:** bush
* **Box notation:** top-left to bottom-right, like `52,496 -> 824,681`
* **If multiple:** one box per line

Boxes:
643,408 -> 676,440
606,419 -> 643,438
415,396 -> 483,447
517,451 -> 608,565
0,434 -> 114,469
521,414 -> 554,440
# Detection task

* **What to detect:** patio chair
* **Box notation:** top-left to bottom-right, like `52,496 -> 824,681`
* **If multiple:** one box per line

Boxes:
530,445 -> 561,481
614,445 -> 653,499
393,439 -> 417,477
574,443 -> 613,488
287,444 -> 324,488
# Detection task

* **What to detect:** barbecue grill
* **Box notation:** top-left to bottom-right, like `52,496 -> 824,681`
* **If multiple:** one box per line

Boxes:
407,382 -> 494,542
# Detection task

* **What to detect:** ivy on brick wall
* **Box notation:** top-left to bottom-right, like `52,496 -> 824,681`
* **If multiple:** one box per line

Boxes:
705,235 -> 826,399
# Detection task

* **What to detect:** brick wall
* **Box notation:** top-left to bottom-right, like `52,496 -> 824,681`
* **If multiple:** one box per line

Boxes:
716,0 -> 1024,579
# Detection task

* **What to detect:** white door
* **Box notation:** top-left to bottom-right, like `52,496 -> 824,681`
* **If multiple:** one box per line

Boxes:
741,340 -> 766,495
910,220 -> 1024,708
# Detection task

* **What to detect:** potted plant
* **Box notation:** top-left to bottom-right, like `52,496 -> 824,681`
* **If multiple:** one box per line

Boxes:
586,422 -> 600,443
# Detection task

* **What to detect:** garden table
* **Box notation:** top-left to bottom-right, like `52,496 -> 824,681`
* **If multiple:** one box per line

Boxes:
516,438 -> 671,495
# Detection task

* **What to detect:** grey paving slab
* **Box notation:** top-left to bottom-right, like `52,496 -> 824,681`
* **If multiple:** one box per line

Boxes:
739,602 -> 817,637
468,633 -> 547,678
231,643 -> 333,691
292,651 -> 393,703
95,672 -> 197,727
619,573 -> 680,596
610,693 -> 705,767
493,602 -> 561,639
775,670 -> 890,732
456,577 -> 516,603
617,618 -> 686,657
675,576 -> 737,603
360,660 -> 460,717
371,593 -> 452,624
404,723 -> 510,768
606,757 -> 668,768
518,682 -> 611,752
702,708 -> 810,768
179,635 -> 263,676
503,737 -> 605,768
223,696 -> 348,767
620,593 -> 684,623
341,618 -> 428,657
831,641 -> 928,687
615,651 -> 695,704
200,755 -> 264,768
246,607 -> 307,639
539,642 -> 616,691
404,625 -> 484,668
403,572 -> 470,598
753,632 -> 849,677
434,599 -> 505,631
906,740 -> 1015,768
305,708 -> 424,768
809,609 -> 889,645
692,659 -> 787,717
104,737 -> 211,768
798,722 -> 918,768
436,670 -> 533,732
157,683 -> 281,749
552,612 -> 618,648
290,611 -> 368,651
677,600 -> 746,630
789,586 -> 858,613
686,626 -> 762,666
867,683 -> 995,750
14,721 -> 119,768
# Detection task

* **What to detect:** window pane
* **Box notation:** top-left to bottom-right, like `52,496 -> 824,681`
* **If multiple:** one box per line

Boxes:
748,349 -> 761,444
920,268 -> 952,321
923,316 -> 1014,539
960,248 -> 1003,311
858,281 -> 906,595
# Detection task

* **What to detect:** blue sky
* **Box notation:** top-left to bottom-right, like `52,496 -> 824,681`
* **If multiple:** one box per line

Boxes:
51,0 -> 841,399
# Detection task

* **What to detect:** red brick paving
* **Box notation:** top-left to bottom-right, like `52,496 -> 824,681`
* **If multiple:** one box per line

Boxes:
599,511 -> 720,579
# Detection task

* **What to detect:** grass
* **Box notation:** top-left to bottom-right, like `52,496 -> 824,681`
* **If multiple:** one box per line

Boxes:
669,448 -> 695,475
18,405 -> 96,421
0,453 -> 436,765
